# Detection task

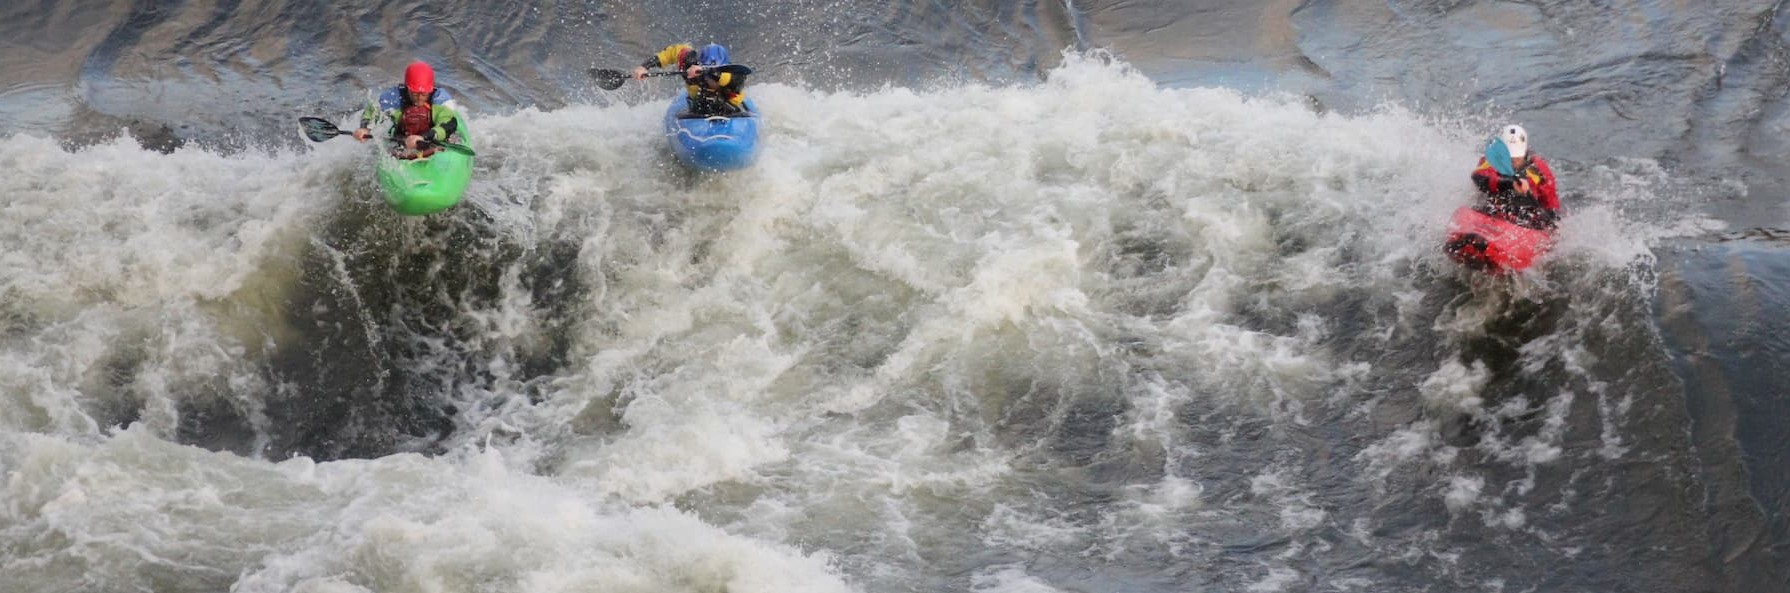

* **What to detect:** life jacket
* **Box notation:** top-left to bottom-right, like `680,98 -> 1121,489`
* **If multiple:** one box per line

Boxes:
399,103 -> 433,137
1515,161 -> 1544,186
682,69 -> 747,115
1470,155 -> 1559,230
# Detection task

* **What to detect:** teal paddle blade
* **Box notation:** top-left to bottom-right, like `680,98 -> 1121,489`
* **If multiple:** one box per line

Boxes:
1485,137 -> 1515,177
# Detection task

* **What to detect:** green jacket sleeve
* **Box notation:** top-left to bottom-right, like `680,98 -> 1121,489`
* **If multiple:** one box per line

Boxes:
425,104 -> 460,142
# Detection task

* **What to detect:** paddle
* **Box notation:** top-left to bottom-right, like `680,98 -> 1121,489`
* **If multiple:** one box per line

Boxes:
297,116 -> 475,156
1484,137 -> 1516,177
299,116 -> 351,142
589,64 -> 755,90
590,68 -> 679,90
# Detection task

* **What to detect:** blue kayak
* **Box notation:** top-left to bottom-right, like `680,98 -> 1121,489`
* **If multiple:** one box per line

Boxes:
663,95 -> 760,171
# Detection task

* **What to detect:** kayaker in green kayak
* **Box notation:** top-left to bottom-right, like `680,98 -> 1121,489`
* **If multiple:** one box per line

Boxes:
632,43 -> 750,116
352,61 -> 464,159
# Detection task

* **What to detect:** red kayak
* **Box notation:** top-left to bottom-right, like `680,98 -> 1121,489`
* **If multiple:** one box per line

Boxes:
1443,206 -> 1554,273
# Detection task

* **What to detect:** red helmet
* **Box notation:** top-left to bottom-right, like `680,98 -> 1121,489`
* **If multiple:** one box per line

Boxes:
404,61 -> 435,94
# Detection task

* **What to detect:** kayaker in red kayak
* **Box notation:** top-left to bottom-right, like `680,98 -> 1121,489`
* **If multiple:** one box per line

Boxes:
1469,124 -> 1560,230
352,61 -> 465,159
631,43 -> 750,116
1443,125 -> 1562,272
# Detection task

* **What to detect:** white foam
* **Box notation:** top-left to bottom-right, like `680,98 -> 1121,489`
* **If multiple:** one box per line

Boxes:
971,565 -> 1070,593
2,427 -> 852,593
1443,474 -> 1485,513
0,51 -> 1691,591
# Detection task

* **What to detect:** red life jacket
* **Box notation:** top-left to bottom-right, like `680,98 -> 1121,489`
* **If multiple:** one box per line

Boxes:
399,103 -> 433,136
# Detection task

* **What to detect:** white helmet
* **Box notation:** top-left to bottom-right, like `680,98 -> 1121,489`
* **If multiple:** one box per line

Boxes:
1500,124 -> 1528,158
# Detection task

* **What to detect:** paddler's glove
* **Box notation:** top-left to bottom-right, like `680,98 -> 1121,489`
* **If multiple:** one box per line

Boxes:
1493,176 -> 1517,194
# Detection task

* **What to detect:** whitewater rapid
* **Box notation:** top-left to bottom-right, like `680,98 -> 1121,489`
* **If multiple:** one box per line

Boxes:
1,55 -> 1749,593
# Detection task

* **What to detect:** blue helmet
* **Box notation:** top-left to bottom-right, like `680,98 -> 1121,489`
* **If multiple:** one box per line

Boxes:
697,43 -> 729,66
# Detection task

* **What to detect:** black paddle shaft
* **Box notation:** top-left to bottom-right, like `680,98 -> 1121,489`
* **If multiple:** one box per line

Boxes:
297,116 -> 475,156
589,68 -> 677,90
589,64 -> 754,90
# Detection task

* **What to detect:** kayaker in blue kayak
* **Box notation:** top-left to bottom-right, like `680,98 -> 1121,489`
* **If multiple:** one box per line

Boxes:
352,61 -> 465,159
631,43 -> 750,116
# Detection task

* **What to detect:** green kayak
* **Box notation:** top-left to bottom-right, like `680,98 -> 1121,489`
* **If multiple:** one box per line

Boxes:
376,124 -> 474,216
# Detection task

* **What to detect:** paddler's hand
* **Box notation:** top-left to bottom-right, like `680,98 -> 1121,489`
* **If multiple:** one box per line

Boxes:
685,65 -> 704,78
1514,178 -> 1531,195
632,66 -> 648,81
352,128 -> 370,142
404,134 -> 425,150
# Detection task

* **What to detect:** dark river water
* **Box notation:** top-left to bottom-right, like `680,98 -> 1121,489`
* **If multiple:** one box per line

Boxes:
2,1 -> 1787,592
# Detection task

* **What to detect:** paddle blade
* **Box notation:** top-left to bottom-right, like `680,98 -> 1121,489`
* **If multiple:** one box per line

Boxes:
1484,137 -> 1516,177
299,117 -> 344,143
713,64 -> 752,76
437,141 -> 476,156
591,68 -> 628,90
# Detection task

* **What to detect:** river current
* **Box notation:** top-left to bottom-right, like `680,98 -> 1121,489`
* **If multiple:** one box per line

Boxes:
1,1 -> 1786,592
